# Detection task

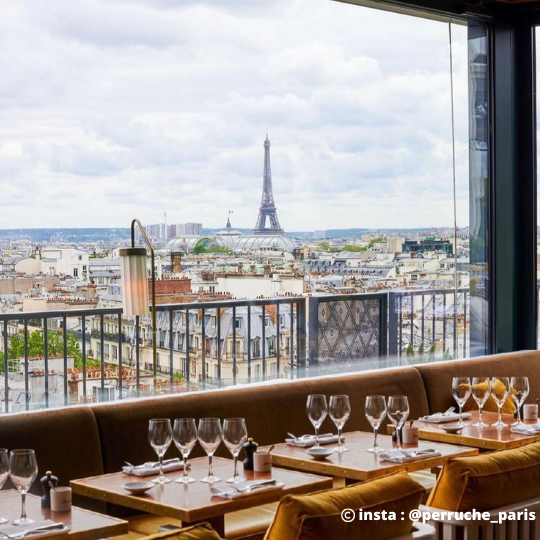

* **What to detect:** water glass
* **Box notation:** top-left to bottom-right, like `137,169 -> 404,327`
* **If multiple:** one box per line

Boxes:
387,396 -> 409,450
471,377 -> 491,427
0,449 -> 8,524
306,395 -> 328,449
491,377 -> 510,428
148,418 -> 173,484
510,376 -> 530,427
365,395 -> 387,453
172,418 -> 197,484
198,418 -> 222,483
223,418 -> 248,483
10,449 -> 38,525
452,377 -> 471,427
329,395 -> 351,453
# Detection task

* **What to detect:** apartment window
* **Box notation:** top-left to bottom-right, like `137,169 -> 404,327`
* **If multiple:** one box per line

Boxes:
112,345 -> 117,360
78,255 -> 82,261
255,364 -> 261,381
73,268 -> 78,278
104,344 -> 110,358
235,318 -> 241,329
253,340 -> 261,358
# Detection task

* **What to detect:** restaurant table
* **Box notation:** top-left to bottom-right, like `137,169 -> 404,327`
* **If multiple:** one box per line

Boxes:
0,490 -> 128,540
71,457 -> 332,536
262,431 -> 478,483
387,411 -> 540,450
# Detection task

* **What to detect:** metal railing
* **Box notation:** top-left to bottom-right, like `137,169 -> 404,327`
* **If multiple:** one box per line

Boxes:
0,289 -> 473,412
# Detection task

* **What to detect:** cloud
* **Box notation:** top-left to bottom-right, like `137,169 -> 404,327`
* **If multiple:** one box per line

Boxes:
0,0 -> 472,230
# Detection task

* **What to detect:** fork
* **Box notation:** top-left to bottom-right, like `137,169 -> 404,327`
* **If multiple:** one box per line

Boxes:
211,479 -> 277,495
7,522 -> 65,539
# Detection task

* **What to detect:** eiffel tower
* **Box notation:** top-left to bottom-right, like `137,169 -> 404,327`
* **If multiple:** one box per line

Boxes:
253,133 -> 284,235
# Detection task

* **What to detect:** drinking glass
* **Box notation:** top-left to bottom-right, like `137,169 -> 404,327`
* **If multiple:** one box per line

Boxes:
198,418 -> 222,483
387,396 -> 409,450
148,418 -> 173,484
452,377 -> 471,427
9,449 -> 38,525
510,376 -> 530,427
306,395 -> 328,449
223,418 -> 248,483
365,395 -> 387,453
329,395 -> 351,453
491,377 -> 510,428
172,418 -> 197,484
0,449 -> 8,524
471,377 -> 491,427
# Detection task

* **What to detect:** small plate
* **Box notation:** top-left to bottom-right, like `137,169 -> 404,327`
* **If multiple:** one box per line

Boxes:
439,424 -> 464,434
306,447 -> 334,460
121,481 -> 154,495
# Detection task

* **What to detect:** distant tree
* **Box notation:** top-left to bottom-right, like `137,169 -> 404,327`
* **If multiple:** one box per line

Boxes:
342,245 -> 367,252
367,237 -> 384,248
317,242 -> 331,251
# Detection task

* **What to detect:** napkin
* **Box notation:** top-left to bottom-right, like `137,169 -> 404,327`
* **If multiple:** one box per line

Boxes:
510,424 -> 540,435
0,520 -> 68,539
418,412 -> 472,424
122,459 -> 187,476
378,449 -> 441,463
211,481 -> 284,499
285,434 -> 344,448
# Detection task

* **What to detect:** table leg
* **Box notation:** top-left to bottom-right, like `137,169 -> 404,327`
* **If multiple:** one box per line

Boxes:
182,515 -> 225,537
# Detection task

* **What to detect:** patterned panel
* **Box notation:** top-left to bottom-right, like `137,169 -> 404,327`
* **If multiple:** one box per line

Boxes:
316,298 -> 382,363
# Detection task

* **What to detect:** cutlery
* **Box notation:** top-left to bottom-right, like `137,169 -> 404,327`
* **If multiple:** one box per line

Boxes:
287,433 -> 332,440
6,522 -> 65,539
211,479 -> 277,495
124,458 -> 180,469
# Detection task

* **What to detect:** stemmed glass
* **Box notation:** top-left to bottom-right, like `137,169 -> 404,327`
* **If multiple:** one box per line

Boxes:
452,377 -> 471,427
491,377 -> 510,428
0,449 -> 9,524
387,396 -> 409,450
148,418 -> 173,484
471,377 -> 491,428
329,395 -> 351,453
306,395 -> 328,449
365,395 -> 387,453
223,418 -> 248,483
172,418 -> 197,484
198,418 -> 222,484
510,376 -> 530,427
9,449 -> 38,525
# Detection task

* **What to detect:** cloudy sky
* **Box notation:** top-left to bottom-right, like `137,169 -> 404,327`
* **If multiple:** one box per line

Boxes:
0,0 -> 469,231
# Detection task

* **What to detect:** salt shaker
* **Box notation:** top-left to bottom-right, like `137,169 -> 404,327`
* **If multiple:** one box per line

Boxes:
243,438 -> 258,470
41,471 -> 58,509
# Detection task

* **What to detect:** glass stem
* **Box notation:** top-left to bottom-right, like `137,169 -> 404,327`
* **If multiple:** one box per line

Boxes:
479,406 -> 483,427
396,425 -> 401,448
315,426 -> 320,447
459,403 -> 463,424
183,454 -> 188,478
21,491 -> 27,520
337,426 -> 342,449
208,454 -> 213,477
373,427 -> 378,449
498,405 -> 502,426
517,403 -> 522,424
158,453 -> 164,478
233,453 -> 239,478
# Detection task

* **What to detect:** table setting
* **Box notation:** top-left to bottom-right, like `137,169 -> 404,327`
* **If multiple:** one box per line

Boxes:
209,479 -> 284,500
0,521 -> 68,539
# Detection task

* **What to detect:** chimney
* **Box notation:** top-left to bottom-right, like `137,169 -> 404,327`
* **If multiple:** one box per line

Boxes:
171,252 -> 182,274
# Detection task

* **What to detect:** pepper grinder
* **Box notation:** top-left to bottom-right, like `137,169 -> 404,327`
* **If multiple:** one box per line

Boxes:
243,438 -> 258,470
40,471 -> 58,509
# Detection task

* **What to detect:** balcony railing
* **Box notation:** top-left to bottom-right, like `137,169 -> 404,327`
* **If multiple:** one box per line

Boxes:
0,289 -> 473,412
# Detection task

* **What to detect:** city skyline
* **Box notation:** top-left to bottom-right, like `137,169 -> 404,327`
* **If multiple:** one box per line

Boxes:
0,0 -> 469,230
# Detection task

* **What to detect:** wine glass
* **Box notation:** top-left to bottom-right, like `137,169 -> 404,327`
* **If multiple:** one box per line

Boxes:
491,377 -> 510,428
306,394 -> 327,449
387,396 -> 409,450
223,418 -> 248,483
329,395 -> 351,453
510,376 -> 530,427
452,377 -> 471,427
198,418 -> 222,483
172,418 -> 197,484
0,449 -> 8,524
148,418 -> 173,484
471,377 -> 491,427
365,395 -> 387,453
9,449 -> 38,525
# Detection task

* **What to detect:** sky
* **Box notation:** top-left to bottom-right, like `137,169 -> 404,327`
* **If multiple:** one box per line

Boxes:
0,0 -> 470,231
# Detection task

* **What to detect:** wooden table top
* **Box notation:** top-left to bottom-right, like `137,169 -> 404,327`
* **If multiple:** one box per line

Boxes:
263,431 -> 478,482
70,457 -> 332,524
388,411 -> 540,450
0,490 -> 127,540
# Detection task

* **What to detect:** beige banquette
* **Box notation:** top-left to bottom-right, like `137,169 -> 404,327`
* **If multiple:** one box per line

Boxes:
1,350 -> 539,538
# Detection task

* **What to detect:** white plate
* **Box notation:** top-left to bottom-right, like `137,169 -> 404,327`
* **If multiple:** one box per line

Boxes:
121,481 -> 154,495
306,447 -> 334,460
439,424 -> 464,434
